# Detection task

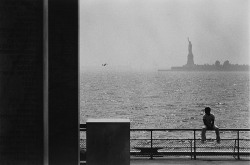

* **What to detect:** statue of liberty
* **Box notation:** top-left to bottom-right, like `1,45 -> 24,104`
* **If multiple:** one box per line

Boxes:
186,37 -> 194,66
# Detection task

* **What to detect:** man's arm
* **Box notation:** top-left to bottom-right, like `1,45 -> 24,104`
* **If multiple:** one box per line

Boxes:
211,114 -> 215,127
211,119 -> 215,127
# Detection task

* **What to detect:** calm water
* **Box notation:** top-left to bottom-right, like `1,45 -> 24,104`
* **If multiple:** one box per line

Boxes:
80,71 -> 250,138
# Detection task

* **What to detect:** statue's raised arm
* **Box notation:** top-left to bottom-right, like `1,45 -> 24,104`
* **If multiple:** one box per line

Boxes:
187,37 -> 192,52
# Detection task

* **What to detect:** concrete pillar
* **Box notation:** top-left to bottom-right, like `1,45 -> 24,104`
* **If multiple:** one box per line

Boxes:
48,0 -> 79,164
87,119 -> 130,165
0,0 -> 44,164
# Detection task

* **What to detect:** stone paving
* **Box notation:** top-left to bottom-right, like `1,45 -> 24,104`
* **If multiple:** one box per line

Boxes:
80,157 -> 250,165
130,157 -> 250,165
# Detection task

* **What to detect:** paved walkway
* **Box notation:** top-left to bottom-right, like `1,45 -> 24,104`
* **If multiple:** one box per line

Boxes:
81,158 -> 250,165
130,157 -> 250,165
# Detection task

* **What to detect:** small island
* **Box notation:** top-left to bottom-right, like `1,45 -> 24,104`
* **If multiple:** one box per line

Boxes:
159,38 -> 250,72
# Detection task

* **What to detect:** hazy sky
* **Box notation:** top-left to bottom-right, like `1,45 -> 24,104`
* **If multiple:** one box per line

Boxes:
80,0 -> 249,71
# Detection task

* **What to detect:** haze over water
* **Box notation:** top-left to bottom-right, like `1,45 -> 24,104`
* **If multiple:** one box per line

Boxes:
80,0 -> 250,71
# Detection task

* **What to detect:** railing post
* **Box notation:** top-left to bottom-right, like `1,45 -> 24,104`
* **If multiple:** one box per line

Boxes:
237,130 -> 240,160
190,140 -> 193,160
150,129 -> 153,160
193,130 -> 196,160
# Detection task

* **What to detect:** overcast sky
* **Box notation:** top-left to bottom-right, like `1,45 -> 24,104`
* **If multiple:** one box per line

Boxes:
80,0 -> 249,71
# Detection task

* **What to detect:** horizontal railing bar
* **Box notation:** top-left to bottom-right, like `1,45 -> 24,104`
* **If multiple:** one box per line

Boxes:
130,138 -> 248,140
130,139 -> 191,140
130,129 -> 250,131
80,125 -> 250,132
83,138 -> 248,141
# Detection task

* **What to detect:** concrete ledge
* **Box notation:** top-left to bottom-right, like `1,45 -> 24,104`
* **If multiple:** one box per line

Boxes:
87,118 -> 130,123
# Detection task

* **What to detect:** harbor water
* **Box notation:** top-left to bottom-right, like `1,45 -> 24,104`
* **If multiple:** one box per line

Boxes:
80,71 -> 249,139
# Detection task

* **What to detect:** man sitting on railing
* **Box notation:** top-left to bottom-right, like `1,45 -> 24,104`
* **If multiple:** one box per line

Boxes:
201,107 -> 221,143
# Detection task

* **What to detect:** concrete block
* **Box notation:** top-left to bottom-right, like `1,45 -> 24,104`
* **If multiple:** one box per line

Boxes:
87,119 -> 130,165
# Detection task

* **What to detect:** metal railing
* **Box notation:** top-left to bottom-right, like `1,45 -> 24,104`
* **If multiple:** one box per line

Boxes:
80,124 -> 250,160
129,128 -> 250,160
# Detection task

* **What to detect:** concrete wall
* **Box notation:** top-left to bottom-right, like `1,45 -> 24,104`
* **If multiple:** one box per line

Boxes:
87,119 -> 130,165
0,0 -> 79,164
48,0 -> 79,164
0,0 -> 44,164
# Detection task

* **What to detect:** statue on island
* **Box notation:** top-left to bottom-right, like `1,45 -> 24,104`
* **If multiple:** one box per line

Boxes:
186,37 -> 194,67
167,37 -> 250,71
